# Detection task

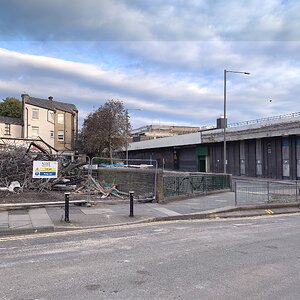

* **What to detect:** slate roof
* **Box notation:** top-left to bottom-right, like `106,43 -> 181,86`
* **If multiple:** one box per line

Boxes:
0,115 -> 23,125
26,97 -> 77,113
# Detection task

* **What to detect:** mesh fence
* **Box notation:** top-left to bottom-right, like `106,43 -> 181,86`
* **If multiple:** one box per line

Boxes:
163,174 -> 231,198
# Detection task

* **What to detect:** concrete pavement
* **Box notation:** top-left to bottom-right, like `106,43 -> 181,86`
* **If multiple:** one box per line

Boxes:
0,207 -> 54,235
0,191 -> 300,236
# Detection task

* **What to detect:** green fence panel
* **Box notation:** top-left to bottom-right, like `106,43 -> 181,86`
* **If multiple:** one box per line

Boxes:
163,174 -> 231,198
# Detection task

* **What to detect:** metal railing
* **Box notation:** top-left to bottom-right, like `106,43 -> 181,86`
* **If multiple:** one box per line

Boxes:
198,112 -> 300,131
163,173 -> 231,198
228,112 -> 300,128
234,180 -> 299,205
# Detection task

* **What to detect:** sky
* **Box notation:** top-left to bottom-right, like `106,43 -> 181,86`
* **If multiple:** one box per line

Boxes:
0,0 -> 300,129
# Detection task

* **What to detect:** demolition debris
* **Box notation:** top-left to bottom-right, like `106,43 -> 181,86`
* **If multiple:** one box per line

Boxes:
0,147 -> 125,199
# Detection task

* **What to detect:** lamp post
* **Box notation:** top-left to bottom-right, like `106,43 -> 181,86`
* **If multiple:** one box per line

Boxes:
125,108 -> 142,165
223,69 -> 250,173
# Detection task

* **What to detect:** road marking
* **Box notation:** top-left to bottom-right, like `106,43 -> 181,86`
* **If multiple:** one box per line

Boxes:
215,200 -> 228,203
265,209 -> 274,214
233,223 -> 254,227
1,212 -> 298,242
208,214 -> 217,219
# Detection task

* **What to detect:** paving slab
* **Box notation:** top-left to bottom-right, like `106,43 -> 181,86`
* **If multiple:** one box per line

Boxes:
1,191 -> 300,236
160,192 -> 236,215
0,211 -> 8,228
80,208 -> 114,215
9,214 -> 32,229
150,205 -> 181,216
28,208 -> 54,228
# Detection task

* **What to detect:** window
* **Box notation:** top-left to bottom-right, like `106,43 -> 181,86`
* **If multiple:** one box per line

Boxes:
57,113 -> 64,124
32,126 -> 39,138
32,109 -> 39,120
58,130 -> 64,141
4,124 -> 10,135
50,130 -> 54,139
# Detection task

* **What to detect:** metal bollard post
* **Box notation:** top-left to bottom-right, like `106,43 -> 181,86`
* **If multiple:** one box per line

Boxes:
129,191 -> 134,217
64,192 -> 70,222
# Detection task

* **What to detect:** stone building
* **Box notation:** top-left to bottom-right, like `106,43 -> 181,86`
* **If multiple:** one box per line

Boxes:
0,94 -> 78,156
131,125 -> 203,142
22,94 -> 78,155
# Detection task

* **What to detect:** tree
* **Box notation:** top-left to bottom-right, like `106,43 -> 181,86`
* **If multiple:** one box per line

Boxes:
79,100 -> 130,160
0,97 -> 22,118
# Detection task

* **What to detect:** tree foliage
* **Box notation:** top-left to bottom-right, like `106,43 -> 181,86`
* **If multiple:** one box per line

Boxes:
79,100 -> 130,159
0,97 -> 22,118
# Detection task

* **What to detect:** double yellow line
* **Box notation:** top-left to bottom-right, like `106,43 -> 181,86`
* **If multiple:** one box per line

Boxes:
265,209 -> 274,214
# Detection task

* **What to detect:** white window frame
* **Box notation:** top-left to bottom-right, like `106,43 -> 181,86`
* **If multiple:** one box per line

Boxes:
4,123 -> 11,135
32,108 -> 39,120
32,126 -> 39,138
57,113 -> 64,124
58,130 -> 64,141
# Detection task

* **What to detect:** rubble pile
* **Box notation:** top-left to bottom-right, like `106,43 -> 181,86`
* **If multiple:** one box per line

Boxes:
0,147 -> 125,199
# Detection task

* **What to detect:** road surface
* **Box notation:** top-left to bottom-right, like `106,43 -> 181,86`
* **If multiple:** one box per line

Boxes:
1,214 -> 300,299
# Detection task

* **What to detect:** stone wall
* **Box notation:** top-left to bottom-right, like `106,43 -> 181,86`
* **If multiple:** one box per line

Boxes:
96,167 -> 164,201
95,168 -> 231,203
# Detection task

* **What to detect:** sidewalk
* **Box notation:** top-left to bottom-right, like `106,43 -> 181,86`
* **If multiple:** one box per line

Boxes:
0,192 -> 300,236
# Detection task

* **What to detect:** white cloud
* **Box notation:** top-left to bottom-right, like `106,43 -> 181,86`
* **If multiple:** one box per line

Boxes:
0,48 -> 223,125
1,0 -> 300,41
2,37 -> 300,130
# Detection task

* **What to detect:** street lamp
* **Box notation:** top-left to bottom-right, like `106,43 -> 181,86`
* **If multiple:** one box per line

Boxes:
125,108 -> 142,165
223,69 -> 250,173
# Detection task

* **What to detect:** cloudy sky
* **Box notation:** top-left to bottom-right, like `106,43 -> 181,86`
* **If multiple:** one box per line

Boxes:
0,0 -> 299,129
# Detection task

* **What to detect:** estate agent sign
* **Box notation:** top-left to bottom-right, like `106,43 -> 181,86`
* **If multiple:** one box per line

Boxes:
33,161 -> 58,178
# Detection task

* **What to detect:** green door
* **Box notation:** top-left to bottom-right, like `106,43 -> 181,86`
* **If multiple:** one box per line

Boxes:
196,146 -> 208,172
198,155 -> 206,172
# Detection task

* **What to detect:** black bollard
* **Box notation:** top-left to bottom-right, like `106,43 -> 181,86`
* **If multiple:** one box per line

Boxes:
64,192 -> 70,222
129,191 -> 134,217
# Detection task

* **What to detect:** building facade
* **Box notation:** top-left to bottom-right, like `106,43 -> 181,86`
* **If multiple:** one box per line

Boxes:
0,116 -> 23,138
131,125 -> 202,142
0,94 -> 78,155
128,113 -> 300,180
22,94 -> 78,154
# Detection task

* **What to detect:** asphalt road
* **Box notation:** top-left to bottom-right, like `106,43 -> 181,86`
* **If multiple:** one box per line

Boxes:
1,214 -> 300,300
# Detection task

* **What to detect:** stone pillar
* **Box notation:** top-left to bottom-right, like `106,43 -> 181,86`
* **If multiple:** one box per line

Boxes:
156,170 -> 164,203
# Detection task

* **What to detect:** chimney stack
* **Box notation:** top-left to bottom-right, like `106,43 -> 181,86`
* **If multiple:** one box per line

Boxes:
217,116 -> 227,129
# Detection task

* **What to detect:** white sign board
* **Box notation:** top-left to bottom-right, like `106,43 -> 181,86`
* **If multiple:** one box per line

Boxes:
33,161 -> 58,178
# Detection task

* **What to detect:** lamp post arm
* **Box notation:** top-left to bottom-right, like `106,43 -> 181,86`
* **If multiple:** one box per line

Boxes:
226,70 -> 250,75
223,69 -> 250,174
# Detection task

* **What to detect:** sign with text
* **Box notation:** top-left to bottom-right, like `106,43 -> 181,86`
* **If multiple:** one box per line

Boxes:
33,161 -> 58,178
